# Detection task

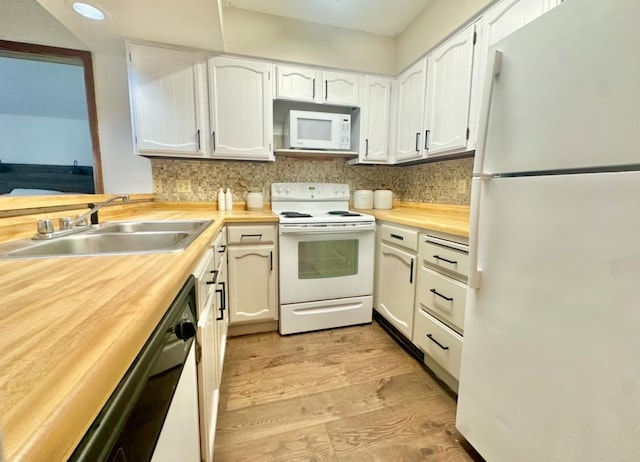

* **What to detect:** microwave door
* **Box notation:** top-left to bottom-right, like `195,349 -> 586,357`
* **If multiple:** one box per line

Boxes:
290,112 -> 342,150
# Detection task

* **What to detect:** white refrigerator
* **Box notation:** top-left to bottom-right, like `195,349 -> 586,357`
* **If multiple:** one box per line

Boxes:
456,0 -> 640,461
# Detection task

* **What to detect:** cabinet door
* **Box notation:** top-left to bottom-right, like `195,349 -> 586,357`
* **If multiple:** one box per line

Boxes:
394,58 -> 427,162
376,242 -> 417,338
209,57 -> 273,161
424,25 -> 475,156
215,253 -> 228,385
228,245 -> 277,324
360,76 -> 391,163
127,43 -> 205,156
276,65 -> 319,102
197,303 -> 218,462
469,0 -> 547,147
323,71 -> 360,106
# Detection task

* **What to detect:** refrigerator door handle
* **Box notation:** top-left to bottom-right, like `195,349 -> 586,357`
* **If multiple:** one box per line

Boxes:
473,50 -> 502,176
468,177 -> 484,289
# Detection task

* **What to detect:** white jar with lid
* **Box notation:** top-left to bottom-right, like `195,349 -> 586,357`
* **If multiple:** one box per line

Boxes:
246,191 -> 264,210
353,190 -> 374,209
374,189 -> 393,209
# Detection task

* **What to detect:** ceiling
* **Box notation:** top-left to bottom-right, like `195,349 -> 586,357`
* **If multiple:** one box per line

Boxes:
222,0 -> 433,37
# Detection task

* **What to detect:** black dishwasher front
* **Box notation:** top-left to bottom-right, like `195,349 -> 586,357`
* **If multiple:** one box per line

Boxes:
70,275 -> 197,462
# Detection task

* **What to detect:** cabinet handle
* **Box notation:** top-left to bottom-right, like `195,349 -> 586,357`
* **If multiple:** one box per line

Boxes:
325,80 -> 328,100
218,245 -> 226,253
241,233 -> 262,239
212,131 -> 216,151
430,288 -> 453,302
365,139 -> 369,157
270,251 -> 273,271
196,129 -> 201,150
427,333 -> 449,350
215,281 -> 226,321
312,78 -> 316,99
409,258 -> 414,284
433,254 -> 457,265
390,233 -> 404,241
425,130 -> 430,151
415,132 -> 420,152
206,269 -> 219,284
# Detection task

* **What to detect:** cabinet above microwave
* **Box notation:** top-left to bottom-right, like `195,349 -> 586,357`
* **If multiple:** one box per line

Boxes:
275,65 -> 362,107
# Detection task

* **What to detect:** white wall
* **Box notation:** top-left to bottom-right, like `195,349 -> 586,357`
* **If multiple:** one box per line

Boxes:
0,114 -> 93,165
223,7 -> 396,75
92,49 -> 153,194
396,0 -> 493,72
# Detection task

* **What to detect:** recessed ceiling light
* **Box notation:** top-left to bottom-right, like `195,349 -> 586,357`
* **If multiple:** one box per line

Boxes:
72,2 -> 106,20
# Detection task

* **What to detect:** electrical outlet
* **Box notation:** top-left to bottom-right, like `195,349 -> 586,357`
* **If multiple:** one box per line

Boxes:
153,179 -> 163,193
176,180 -> 192,193
457,179 -> 468,194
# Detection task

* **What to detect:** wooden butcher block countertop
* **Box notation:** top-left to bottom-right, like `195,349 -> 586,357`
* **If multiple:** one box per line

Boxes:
0,204 -> 277,462
358,202 -> 470,239
0,200 -> 468,461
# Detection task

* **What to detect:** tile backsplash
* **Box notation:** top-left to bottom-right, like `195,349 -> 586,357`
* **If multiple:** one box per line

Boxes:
151,155 -> 473,205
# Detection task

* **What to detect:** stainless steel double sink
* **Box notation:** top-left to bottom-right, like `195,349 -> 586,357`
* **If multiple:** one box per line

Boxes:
0,220 -> 212,259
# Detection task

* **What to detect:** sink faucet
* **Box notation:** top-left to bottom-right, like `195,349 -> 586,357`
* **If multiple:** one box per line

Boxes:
33,194 -> 130,240
75,194 -> 130,226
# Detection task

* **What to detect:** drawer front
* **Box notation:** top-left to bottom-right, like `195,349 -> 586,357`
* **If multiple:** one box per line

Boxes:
420,238 -> 469,280
380,223 -> 418,252
227,225 -> 275,244
415,266 -> 467,333
413,308 -> 463,380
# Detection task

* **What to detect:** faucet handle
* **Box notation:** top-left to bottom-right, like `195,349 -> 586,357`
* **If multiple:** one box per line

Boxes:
59,216 -> 75,230
75,215 -> 89,226
37,219 -> 54,234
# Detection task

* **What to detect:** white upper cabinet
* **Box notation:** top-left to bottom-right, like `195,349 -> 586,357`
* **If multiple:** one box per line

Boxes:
359,76 -> 392,163
127,43 -> 207,157
209,57 -> 274,161
394,58 -> 427,162
469,0 -> 551,148
276,65 -> 318,102
424,25 -> 475,156
323,71 -> 361,106
275,65 -> 361,106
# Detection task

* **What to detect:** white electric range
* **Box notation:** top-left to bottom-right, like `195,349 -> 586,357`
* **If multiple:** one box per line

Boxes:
272,182 -> 376,335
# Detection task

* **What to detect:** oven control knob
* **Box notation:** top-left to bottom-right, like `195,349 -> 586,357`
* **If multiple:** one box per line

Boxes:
174,321 -> 196,340
340,187 -> 346,194
275,186 -> 282,193
333,187 -> 339,194
285,187 -> 291,194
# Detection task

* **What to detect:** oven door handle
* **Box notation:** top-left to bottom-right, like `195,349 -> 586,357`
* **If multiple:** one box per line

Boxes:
280,224 -> 375,234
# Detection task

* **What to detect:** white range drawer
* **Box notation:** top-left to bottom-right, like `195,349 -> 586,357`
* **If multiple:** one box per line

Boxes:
227,224 -> 276,244
420,236 -> 469,281
380,223 -> 419,252
413,308 -> 463,380
415,266 -> 467,334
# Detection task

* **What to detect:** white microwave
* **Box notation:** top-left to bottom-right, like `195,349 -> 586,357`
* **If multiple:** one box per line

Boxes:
284,110 -> 351,150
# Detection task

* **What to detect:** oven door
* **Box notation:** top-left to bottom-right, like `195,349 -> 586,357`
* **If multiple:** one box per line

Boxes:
279,223 -> 375,304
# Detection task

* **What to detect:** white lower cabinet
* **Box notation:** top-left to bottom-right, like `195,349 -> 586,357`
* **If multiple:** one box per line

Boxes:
195,228 -> 227,462
227,224 -> 278,324
412,232 -> 469,392
375,223 -> 418,338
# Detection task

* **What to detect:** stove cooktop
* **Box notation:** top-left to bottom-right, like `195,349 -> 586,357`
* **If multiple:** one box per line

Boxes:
277,210 -> 374,224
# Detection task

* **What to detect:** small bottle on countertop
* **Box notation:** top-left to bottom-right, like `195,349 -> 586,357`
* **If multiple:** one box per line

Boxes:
218,188 -> 226,211
225,187 -> 233,211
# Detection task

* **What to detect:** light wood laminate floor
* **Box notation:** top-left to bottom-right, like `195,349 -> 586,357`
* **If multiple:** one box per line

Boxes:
215,321 -> 476,461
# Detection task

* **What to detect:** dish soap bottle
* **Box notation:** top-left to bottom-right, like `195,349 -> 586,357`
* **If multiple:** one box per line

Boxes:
225,187 -> 233,211
218,188 -> 225,211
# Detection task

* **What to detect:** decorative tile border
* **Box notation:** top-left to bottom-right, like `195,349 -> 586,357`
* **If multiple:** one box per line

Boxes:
151,156 -> 473,205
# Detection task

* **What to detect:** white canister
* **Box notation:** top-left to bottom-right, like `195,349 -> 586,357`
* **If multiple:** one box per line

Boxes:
374,189 -> 393,209
246,191 -> 264,211
353,190 -> 374,209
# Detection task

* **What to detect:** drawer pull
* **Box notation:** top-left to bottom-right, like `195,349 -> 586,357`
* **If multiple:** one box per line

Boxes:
207,269 -> 219,284
241,234 -> 262,239
218,245 -> 226,253
433,254 -> 457,265
390,233 -> 404,241
427,333 -> 449,350
430,288 -> 453,302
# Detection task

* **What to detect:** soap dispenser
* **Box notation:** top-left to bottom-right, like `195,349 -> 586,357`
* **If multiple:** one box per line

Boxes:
218,188 -> 225,211
225,188 -> 233,211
